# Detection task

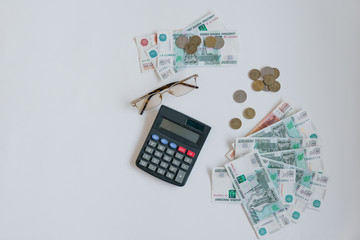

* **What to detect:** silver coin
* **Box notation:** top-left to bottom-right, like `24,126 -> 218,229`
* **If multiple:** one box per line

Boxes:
214,37 -> 225,49
261,66 -> 275,77
233,90 -> 247,103
263,84 -> 270,92
175,35 -> 189,49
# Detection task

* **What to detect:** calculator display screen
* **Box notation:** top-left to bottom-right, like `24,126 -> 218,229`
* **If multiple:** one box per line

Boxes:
159,118 -> 200,143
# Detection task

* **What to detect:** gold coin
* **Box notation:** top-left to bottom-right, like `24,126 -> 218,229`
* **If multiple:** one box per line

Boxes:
189,35 -> 201,46
185,43 -> 197,54
263,74 -> 276,85
204,36 -> 217,48
252,80 -> 265,91
269,81 -> 281,92
230,118 -> 242,129
249,69 -> 261,80
243,108 -> 256,119
273,68 -> 280,79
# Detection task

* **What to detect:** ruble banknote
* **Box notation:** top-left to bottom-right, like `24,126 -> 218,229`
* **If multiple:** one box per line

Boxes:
212,167 -> 241,204
267,168 -> 296,206
287,184 -> 313,223
157,31 -> 175,68
183,11 -> 226,32
135,34 -> 156,72
308,172 -> 328,211
145,46 -> 177,81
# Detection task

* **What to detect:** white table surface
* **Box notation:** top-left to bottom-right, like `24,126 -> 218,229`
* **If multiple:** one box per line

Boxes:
1,1 -> 359,239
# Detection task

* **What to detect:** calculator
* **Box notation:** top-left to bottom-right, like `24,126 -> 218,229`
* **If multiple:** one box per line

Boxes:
135,105 -> 211,186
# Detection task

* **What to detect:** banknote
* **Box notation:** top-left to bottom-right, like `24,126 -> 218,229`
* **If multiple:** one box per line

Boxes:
287,184 -> 313,223
260,147 -> 324,172
183,11 -> 226,32
157,31 -> 175,68
211,167 -> 241,204
267,168 -> 296,206
247,101 -> 293,136
173,31 -> 239,68
234,137 -> 320,159
135,34 -> 156,72
145,46 -> 177,81
248,110 -> 318,139
308,172 -> 328,211
224,153 -> 290,238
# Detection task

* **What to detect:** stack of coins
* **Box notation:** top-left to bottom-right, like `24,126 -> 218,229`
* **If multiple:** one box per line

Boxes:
204,36 -> 225,49
175,35 -> 202,55
249,67 -> 281,92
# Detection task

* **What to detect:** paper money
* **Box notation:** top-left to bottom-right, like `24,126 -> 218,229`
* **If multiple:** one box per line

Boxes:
247,101 -> 293,136
224,153 -> 290,238
287,184 -> 313,223
248,109 -> 318,139
308,172 -> 328,211
267,168 -> 296,206
212,167 -> 241,204
145,46 -> 177,81
173,31 -> 239,68
260,147 -> 324,172
157,31 -> 175,68
135,34 -> 156,72
234,137 -> 320,159
183,11 -> 226,32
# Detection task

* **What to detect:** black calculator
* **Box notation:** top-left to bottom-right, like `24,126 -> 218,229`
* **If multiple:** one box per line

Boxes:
135,105 -> 211,186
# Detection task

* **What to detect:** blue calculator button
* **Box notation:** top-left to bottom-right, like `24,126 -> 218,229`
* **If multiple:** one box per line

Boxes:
161,138 -> 168,145
169,143 -> 177,149
152,134 -> 159,140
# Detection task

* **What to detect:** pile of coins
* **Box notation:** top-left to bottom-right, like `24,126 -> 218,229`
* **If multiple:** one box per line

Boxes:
175,35 -> 225,55
204,36 -> 225,49
249,67 -> 281,92
230,90 -> 256,130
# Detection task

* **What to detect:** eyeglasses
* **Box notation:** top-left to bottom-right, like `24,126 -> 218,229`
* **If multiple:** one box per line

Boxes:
131,74 -> 199,115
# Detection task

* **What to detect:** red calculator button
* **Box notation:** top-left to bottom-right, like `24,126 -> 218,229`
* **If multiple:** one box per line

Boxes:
178,146 -> 186,153
187,150 -> 195,158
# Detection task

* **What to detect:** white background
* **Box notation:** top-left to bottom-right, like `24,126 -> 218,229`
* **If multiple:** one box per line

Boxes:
1,0 -> 359,239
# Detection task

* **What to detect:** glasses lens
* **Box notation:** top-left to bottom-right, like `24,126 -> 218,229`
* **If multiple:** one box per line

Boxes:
168,77 -> 197,97
135,93 -> 162,112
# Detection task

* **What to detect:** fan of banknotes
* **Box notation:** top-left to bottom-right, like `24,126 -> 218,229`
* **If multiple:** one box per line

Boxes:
134,12 -> 239,81
212,101 -> 329,239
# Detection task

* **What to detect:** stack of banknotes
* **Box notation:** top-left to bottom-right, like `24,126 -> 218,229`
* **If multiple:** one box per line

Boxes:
212,101 -> 329,239
134,12 -> 239,81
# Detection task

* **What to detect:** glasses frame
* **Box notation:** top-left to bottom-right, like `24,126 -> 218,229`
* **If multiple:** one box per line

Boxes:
131,74 -> 199,115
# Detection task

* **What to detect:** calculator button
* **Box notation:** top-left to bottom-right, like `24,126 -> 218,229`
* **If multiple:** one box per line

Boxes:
139,160 -> 148,167
161,138 -> 168,145
148,140 -> 157,148
160,162 -> 169,168
151,134 -> 159,140
169,143 -> 177,149
157,144 -> 166,151
148,164 -> 157,171
151,157 -> 160,165
184,157 -> 193,164
181,163 -> 189,170
166,149 -> 175,156
154,151 -> 163,158
145,147 -> 154,154
175,170 -> 186,184
163,155 -> 172,162
169,165 -> 178,173
172,159 -> 181,166
166,172 -> 174,179
186,150 -> 195,158
175,153 -> 184,160
157,168 -> 166,175
142,153 -> 151,161
178,146 -> 186,153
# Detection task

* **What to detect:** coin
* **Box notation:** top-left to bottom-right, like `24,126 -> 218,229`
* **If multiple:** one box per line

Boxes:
273,68 -> 280,79
263,84 -> 270,92
185,43 -> 197,54
261,66 -> 275,77
189,35 -> 201,46
230,118 -> 242,129
269,81 -> 281,92
214,36 -> 225,49
249,69 -> 261,80
252,80 -> 265,91
263,74 -> 276,85
175,35 -> 189,49
204,36 -> 217,48
243,108 -> 256,119
233,90 -> 247,103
